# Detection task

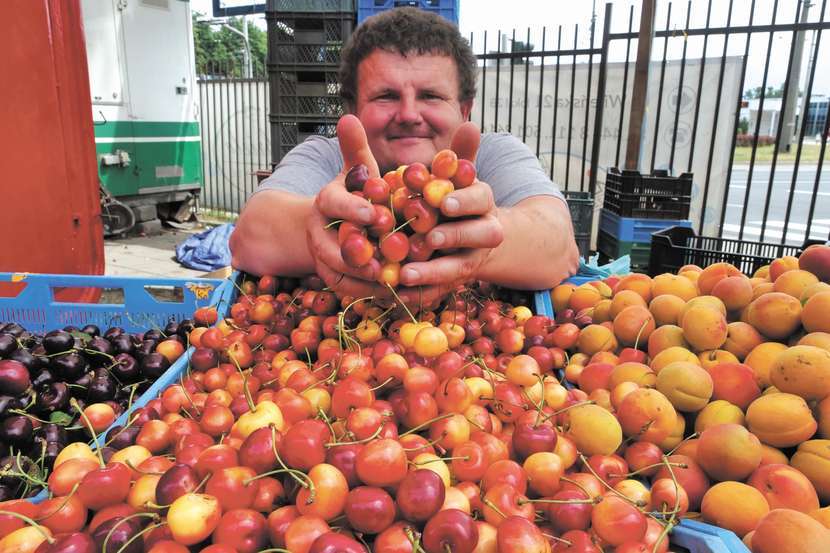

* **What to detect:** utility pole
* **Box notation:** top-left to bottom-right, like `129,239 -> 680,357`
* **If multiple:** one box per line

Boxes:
204,16 -> 253,78
780,0 -> 811,153
625,0 -> 657,171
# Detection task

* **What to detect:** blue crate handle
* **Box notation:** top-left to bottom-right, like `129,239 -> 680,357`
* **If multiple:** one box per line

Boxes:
672,519 -> 750,553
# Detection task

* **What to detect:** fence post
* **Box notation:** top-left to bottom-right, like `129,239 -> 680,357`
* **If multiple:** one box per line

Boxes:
624,0 -> 656,171
589,3 -> 613,197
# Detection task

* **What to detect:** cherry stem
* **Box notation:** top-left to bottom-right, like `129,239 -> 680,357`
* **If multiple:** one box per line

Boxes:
259,549 -> 292,553
385,283 -> 417,324
230,354 -> 256,413
116,521 -> 167,553
482,498 -> 509,520
178,375 -> 202,417
103,512 -> 160,553
325,424 -> 383,448
124,459 -> 165,476
543,533 -> 573,546
403,527 -> 427,553
317,408 -> 338,444
70,398 -> 104,467
0,510 -> 55,544
243,467 -> 309,486
399,412 -> 455,437
652,519 -> 674,553
578,453 -> 646,508
609,461 -> 688,479
560,476 -> 593,498
520,497 -> 598,505
411,455 -> 468,465
633,316 -> 651,352
540,400 -> 596,423
370,376 -> 395,391
35,483 -> 79,521
400,435 -> 442,452
271,425 -> 316,503
324,219 -> 344,229
667,432 -> 699,456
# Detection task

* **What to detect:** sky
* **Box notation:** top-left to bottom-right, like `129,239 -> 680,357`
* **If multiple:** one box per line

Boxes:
192,0 -> 830,96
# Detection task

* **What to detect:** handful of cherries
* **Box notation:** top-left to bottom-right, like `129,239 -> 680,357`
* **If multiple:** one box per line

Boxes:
337,149 -> 477,289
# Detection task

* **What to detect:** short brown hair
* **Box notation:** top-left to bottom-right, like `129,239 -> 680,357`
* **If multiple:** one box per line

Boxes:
338,7 -> 477,111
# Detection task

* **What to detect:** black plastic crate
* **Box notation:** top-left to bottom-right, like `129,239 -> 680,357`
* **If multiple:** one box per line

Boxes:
563,190 -> 593,260
271,118 -> 338,160
649,226 -> 809,277
598,229 -> 651,273
267,13 -> 354,45
269,43 -> 345,67
603,168 -> 692,220
267,0 -> 355,13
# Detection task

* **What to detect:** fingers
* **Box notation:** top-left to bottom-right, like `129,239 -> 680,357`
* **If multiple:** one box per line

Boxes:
399,250 -> 487,288
315,261 -> 385,300
450,121 -> 481,161
426,215 -> 504,250
306,210 -> 378,281
316,176 -> 375,225
337,115 -> 380,177
441,179 -> 495,217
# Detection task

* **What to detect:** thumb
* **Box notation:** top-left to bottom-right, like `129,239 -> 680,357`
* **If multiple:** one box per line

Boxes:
337,114 -> 380,178
450,121 -> 481,162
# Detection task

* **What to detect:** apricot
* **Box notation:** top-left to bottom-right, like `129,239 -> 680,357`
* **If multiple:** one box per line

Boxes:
648,294 -> 686,327
811,506 -> 830,529
770,345 -> 830,401
564,403 -> 623,456
616,388 -> 677,445
681,306 -> 728,352
746,393 -> 817,448
657,411 -> 686,452
678,295 -> 727,326
754,265 -> 770,279
591,299 -> 612,323
722,322 -> 764,361
759,444 -> 789,466
650,346 -> 700,374
613,305 -> 656,348
747,464 -> 820,513
799,243 -> 830,282
569,285 -> 603,312
577,362 -> 615,395
679,270 -> 701,286
551,283 -> 576,313
802,291 -> 830,334
609,289 -> 647,319
694,399 -> 745,433
651,273 -> 698,301
615,273 -> 653,303
802,281 -> 830,303
774,269 -> 819,299
697,262 -> 742,296
711,275 -> 754,312
709,362 -> 761,411
610,382 -> 640,410
608,362 -> 656,388
673,438 -> 699,460
647,325 -> 689,359
817,396 -> 830,439
696,423 -> 761,482
769,255 -> 800,282
798,331 -> 830,352
753,508 -> 830,553
697,349 -> 739,372
745,342 -> 789,388
701,481 -> 769,537
751,281 -> 775,300
746,292 -> 803,339
791,440 -> 830,502
576,324 -> 617,356
655,362 -> 713,412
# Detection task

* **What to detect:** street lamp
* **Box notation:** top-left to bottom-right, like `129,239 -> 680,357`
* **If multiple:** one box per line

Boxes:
200,16 -> 253,78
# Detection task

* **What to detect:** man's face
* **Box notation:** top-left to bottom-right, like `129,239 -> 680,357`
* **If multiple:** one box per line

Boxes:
354,50 -> 472,173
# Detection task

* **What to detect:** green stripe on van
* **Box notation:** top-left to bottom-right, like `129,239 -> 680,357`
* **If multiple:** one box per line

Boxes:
94,121 -> 200,138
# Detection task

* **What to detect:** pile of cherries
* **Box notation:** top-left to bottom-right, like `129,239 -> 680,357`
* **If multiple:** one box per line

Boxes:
0,274 -> 668,553
338,149 -> 477,288
0,313 -> 207,501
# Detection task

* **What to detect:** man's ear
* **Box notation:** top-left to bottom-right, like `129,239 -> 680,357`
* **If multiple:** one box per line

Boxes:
460,99 -> 473,121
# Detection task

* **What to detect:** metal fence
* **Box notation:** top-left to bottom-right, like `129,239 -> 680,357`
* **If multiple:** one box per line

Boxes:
197,61 -> 271,218
196,1 -> 830,247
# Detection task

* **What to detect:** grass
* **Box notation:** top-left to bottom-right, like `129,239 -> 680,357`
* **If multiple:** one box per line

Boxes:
732,143 -> 830,164
197,207 -> 239,224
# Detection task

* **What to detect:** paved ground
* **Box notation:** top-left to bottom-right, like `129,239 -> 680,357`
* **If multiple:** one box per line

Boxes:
104,226 -> 216,278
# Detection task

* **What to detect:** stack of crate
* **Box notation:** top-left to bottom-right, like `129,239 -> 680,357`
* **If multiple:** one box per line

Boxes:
598,168 -> 694,273
266,0 -> 356,163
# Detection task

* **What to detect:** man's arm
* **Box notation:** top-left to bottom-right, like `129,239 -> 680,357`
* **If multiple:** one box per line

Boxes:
479,195 -> 579,289
229,190 -> 315,277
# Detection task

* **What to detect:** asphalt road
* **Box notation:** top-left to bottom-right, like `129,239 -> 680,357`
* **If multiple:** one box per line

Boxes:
719,164 -> 830,246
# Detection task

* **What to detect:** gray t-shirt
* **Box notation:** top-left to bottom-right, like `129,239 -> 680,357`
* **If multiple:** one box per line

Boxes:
257,133 -> 564,207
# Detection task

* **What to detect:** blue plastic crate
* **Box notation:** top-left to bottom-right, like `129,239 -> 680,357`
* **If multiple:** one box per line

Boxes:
357,0 -> 459,24
600,208 -> 693,244
0,272 -> 229,334
672,519 -> 749,553
15,272 -> 237,504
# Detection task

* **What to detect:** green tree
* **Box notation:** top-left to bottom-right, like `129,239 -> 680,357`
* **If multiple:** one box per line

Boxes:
193,13 -> 267,77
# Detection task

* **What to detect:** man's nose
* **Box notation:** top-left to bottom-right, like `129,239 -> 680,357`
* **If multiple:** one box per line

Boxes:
395,94 -> 422,125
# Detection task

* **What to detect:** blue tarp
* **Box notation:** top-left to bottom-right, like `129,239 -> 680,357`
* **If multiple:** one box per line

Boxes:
176,224 -> 234,272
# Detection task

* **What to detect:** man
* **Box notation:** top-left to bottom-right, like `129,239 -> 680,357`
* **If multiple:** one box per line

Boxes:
230,8 -> 578,305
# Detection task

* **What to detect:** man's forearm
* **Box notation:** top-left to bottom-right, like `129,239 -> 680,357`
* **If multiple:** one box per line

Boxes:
229,190 -> 316,277
477,196 -> 579,289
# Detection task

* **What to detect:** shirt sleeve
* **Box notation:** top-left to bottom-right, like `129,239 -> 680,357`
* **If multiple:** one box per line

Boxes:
476,133 -> 566,207
256,136 -> 344,197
